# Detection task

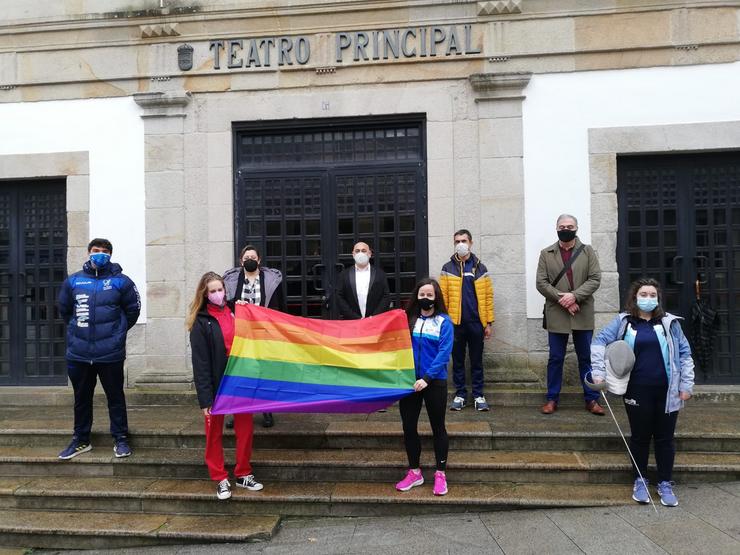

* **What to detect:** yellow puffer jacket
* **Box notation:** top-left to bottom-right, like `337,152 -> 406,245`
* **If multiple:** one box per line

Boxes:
439,254 -> 494,327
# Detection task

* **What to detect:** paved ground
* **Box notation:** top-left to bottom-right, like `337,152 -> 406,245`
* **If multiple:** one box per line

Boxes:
25,481 -> 739,555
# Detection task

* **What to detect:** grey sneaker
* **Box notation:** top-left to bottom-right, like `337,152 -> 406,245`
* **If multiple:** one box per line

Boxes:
449,396 -> 466,411
474,396 -> 490,411
235,474 -> 264,491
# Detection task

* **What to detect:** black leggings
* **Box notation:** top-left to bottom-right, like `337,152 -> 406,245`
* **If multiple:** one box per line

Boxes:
624,383 -> 679,483
399,381 -> 449,471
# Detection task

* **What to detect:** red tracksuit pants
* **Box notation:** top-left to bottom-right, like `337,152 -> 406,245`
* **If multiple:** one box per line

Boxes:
203,412 -> 254,482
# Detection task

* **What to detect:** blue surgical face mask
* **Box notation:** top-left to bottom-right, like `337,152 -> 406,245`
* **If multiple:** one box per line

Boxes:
90,252 -> 111,268
636,297 -> 658,313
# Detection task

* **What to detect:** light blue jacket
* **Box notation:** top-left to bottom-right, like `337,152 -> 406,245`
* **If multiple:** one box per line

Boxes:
591,312 -> 695,413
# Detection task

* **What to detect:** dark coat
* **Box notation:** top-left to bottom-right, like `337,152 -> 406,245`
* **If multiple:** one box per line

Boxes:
336,264 -> 391,320
58,261 -> 140,363
190,307 -> 232,409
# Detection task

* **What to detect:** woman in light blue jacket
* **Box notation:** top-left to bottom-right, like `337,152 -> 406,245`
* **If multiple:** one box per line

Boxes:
591,278 -> 694,507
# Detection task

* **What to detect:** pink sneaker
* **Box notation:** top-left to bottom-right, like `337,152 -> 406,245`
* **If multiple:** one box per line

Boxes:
395,469 -> 424,492
433,471 -> 448,496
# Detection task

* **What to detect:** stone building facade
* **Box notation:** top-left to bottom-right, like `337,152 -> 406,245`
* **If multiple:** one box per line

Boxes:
2,0 -> 740,388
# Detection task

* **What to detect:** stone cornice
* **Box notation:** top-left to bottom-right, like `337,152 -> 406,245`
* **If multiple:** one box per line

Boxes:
132,90 -> 191,117
469,71 -> 531,100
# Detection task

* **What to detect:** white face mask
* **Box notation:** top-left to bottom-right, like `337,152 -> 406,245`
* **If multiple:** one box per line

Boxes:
353,252 -> 370,266
455,242 -> 470,257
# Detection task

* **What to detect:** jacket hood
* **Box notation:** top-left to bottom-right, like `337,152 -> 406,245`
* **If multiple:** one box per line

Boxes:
223,266 -> 241,280
617,311 -> 683,327
82,260 -> 123,277
449,252 -> 480,265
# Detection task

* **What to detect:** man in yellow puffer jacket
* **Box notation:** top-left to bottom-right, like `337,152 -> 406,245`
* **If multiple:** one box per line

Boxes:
439,230 -> 494,412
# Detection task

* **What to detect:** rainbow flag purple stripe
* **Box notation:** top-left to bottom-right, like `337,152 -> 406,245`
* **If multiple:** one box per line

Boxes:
211,304 -> 415,414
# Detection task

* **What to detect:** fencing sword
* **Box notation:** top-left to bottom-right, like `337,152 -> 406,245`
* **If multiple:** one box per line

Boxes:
585,375 -> 659,514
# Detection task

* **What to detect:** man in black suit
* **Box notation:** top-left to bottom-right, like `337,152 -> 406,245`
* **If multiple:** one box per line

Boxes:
336,241 -> 391,320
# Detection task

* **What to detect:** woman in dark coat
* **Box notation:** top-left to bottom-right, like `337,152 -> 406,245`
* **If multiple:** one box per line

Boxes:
187,271 -> 263,500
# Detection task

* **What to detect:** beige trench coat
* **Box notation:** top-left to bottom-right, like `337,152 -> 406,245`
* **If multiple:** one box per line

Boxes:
535,238 -> 602,333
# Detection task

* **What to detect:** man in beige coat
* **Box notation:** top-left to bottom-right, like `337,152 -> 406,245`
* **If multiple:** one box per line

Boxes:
536,214 -> 604,415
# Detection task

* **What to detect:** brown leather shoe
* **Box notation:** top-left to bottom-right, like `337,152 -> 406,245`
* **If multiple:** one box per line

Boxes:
586,400 -> 605,415
541,400 -> 557,414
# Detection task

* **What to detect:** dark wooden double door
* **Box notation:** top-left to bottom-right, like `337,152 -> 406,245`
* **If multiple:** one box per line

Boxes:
618,152 -> 740,383
233,116 -> 428,318
0,180 -> 67,385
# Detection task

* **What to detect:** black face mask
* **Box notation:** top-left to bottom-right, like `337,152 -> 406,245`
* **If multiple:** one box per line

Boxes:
243,259 -> 259,272
418,297 -> 435,311
557,229 -> 577,242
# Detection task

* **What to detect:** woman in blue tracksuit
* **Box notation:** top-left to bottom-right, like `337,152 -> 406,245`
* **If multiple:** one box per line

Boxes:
395,278 -> 454,496
591,277 -> 695,507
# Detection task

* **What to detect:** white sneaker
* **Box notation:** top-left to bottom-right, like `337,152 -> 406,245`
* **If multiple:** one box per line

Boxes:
474,396 -> 490,411
235,474 -> 264,491
216,479 -> 232,500
449,396 -> 466,411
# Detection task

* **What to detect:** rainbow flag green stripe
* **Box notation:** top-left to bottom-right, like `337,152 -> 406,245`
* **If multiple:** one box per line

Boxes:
211,304 -> 416,414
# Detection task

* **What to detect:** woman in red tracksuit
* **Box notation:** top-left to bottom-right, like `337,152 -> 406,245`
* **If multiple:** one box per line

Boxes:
187,271 -> 263,500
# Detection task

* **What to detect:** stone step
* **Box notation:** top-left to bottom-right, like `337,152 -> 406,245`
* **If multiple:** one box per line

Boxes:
1,405 -> 738,453
2,446 -> 738,484
0,384 -> 737,407
0,476 -> 632,518
0,506 -> 278,549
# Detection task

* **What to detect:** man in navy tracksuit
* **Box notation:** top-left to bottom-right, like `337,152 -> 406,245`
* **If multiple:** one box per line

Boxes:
57,238 -> 141,460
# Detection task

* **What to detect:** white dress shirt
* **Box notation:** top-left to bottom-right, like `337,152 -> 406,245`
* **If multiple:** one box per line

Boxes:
355,264 -> 371,318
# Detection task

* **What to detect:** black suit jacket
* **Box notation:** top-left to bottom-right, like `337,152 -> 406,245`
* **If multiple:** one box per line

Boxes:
336,265 -> 391,320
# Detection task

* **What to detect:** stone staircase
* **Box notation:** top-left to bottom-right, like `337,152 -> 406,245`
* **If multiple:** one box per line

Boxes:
0,385 -> 738,549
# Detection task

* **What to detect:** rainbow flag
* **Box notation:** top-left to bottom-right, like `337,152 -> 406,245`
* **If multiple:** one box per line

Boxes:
211,304 -> 415,414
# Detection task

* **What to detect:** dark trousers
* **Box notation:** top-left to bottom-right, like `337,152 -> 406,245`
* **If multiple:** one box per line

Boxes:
546,330 -> 599,403
624,383 -> 678,483
399,382 -> 449,471
452,321 -> 485,399
68,360 -> 128,442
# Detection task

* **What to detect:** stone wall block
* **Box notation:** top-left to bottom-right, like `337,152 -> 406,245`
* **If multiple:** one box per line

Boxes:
574,10 -> 670,51
207,132 -> 231,168
455,199 -> 481,241
208,203 -> 234,243
65,175 -> 89,213
147,281 -> 185,319
143,116 -> 185,135
488,17 -> 575,55
145,318 -> 186,355
591,231 -> 617,272
146,244 -> 185,282
66,246 -> 87,274
143,355 -> 190,374
207,165 -> 233,203
427,122 -> 454,160
588,153 -> 617,194
125,323 -> 146,355
145,134 -> 184,172
489,312 -> 528,353
594,271 -> 621,314
526,318 -> 550,351
428,236 -> 452,279
480,196 -> 523,236
427,158 -> 454,201
208,242 -> 235,277
427,197 -> 455,242
453,119 -> 478,160
591,192 -> 618,233
184,132 -> 207,168
146,207 -> 185,245
184,165 -> 208,207
124,355 -> 146,388
480,157 -> 523,198
146,171 -> 185,209
479,118 -> 523,158
482,239 -> 525,276
489,273 -> 526,314
185,241 -> 212,292
67,211 -> 89,249
453,157 -> 480,197
477,99 -> 522,119
0,151 -> 88,178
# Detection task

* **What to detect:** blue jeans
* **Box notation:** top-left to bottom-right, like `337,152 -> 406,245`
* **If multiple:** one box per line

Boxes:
546,330 -> 599,403
452,321 -> 485,399
68,360 -> 129,442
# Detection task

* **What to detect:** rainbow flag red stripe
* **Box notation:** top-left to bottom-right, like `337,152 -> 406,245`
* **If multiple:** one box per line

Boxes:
211,304 -> 415,414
